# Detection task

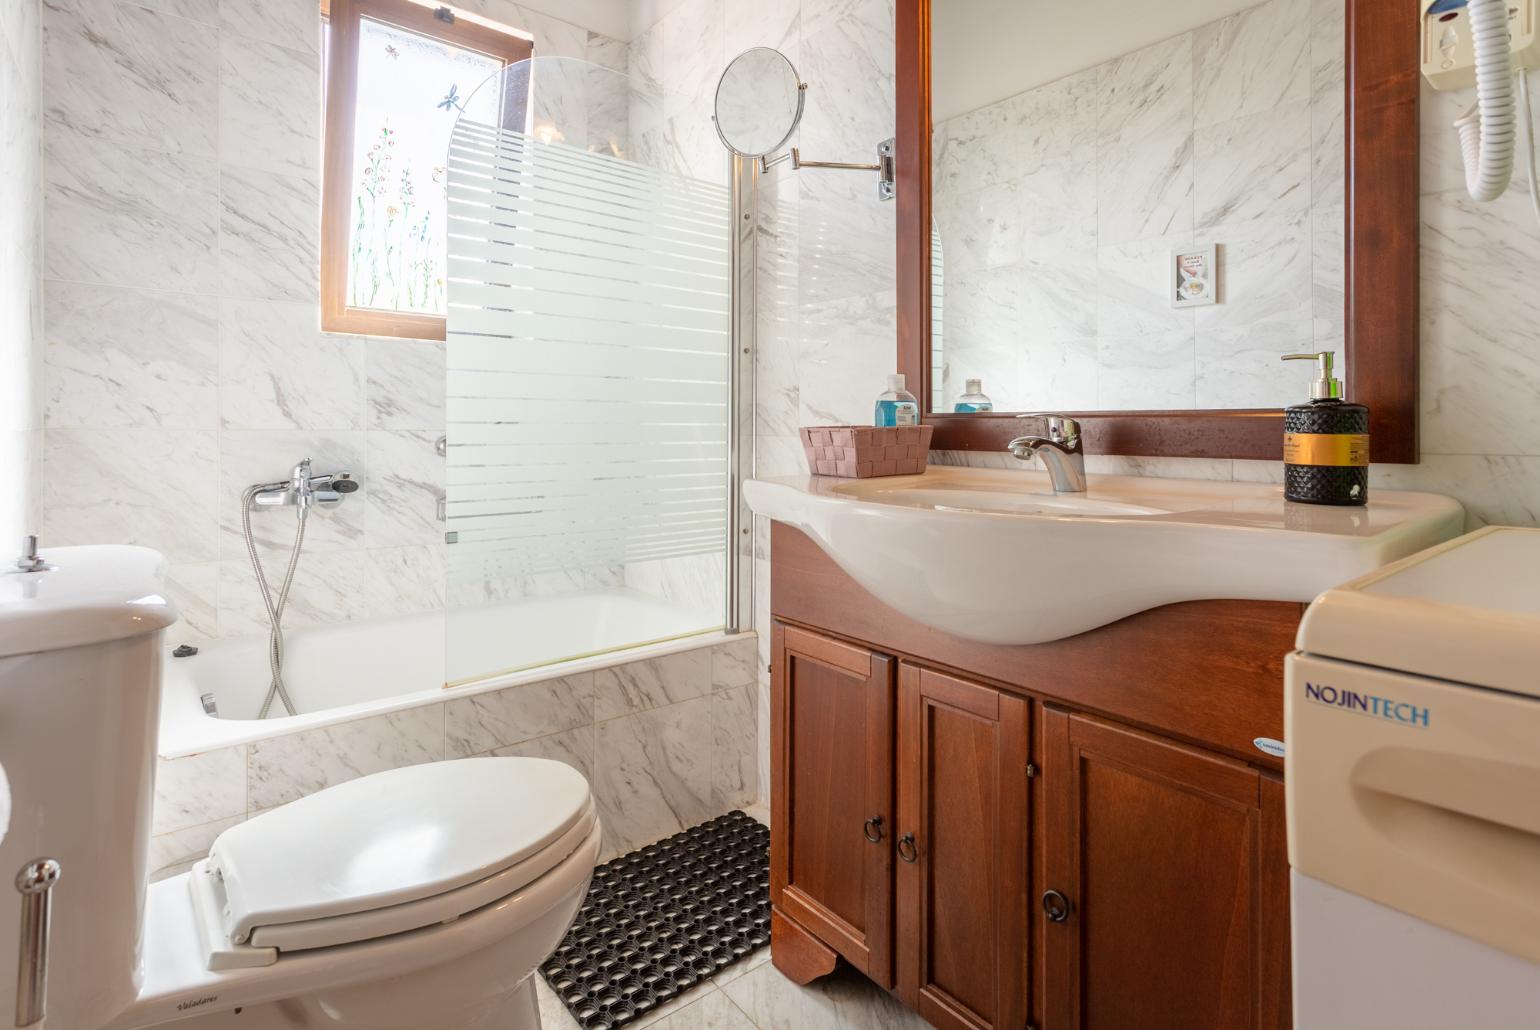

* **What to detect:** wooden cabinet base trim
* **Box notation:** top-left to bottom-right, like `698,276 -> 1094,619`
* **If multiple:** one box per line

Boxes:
770,906 -> 839,986
771,522 -> 1298,770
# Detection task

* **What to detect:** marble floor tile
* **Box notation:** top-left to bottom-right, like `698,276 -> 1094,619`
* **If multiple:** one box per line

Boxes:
720,961 -> 931,1030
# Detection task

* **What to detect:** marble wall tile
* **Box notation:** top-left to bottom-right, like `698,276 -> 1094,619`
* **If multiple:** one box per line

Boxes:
1096,332 -> 1196,409
149,813 -> 242,880
1196,322 -> 1317,409
1096,32 -> 1192,144
44,281 -> 217,429
219,0 -> 318,53
164,562 -> 219,640
154,746 -> 246,834
1096,233 -> 1197,338
711,634 -> 758,692
217,429 -> 367,558
44,132 -> 218,292
723,0 -> 798,61
1014,335 -> 1099,412
367,337 -> 446,431
1310,0 -> 1346,212
247,704 -> 445,809
1096,127 -> 1193,245
593,695 -> 714,855
1194,101 -> 1311,228
585,31 -> 626,73
43,428 -> 220,561
1194,215 -> 1313,332
1373,455 -> 1540,529
1084,454 -> 1235,481
219,299 -> 364,430
492,725 -> 596,784
594,647 -> 712,720
1419,186 -> 1540,456
219,166 -> 319,303
445,673 -> 595,757
216,551 -> 363,634
219,35 -> 319,175
661,0 -> 721,104
363,429 -> 444,549
796,290 -> 897,427
710,684 -> 757,811
42,0 -> 217,155
1192,0 -> 1309,129
1311,203 -> 1345,343
354,543 -> 445,618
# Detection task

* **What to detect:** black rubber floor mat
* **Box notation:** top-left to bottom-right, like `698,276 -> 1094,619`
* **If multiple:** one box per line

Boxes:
540,810 -> 771,1029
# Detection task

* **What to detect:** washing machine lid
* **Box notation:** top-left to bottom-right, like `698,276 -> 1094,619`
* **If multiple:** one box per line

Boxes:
1296,527 -> 1540,698
208,757 -> 593,948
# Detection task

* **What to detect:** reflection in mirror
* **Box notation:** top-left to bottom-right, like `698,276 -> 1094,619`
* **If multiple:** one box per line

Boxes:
930,0 -> 1342,415
714,47 -> 805,159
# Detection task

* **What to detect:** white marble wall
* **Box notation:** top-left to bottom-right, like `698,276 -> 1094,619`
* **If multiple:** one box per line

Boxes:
628,0 -> 897,804
37,0 -> 626,642
0,0 -> 41,549
932,0 -> 1336,413
933,0 -> 1540,530
151,633 -> 759,878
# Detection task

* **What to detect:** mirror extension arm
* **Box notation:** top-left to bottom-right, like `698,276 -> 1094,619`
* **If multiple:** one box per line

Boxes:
761,139 -> 897,200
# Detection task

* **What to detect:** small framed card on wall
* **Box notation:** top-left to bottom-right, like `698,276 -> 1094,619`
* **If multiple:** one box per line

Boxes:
1171,245 -> 1218,308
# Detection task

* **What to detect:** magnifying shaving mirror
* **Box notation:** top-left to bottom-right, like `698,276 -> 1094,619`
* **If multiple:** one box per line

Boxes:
713,46 -> 896,199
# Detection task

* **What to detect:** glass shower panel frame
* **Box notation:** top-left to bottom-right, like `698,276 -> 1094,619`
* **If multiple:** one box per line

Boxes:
442,58 -> 734,688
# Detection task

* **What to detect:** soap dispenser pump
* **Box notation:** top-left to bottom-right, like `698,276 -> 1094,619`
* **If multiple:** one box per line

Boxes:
1279,351 -> 1368,506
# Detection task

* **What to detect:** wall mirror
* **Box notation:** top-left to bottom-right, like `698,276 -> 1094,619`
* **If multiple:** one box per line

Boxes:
714,47 -> 805,159
895,0 -> 1420,462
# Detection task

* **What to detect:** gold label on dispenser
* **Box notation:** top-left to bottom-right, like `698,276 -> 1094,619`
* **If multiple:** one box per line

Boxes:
1283,433 -> 1369,467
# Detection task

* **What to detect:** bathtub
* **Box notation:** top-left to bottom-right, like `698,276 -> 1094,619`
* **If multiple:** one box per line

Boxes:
160,588 -> 726,758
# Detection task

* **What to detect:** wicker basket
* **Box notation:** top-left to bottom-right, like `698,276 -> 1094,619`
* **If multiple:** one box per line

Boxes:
799,425 -> 934,478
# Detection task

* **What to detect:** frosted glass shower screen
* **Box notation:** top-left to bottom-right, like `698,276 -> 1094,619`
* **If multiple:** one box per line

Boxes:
443,59 -> 732,685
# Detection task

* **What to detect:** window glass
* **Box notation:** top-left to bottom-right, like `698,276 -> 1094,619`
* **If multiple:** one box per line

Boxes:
347,17 -> 502,316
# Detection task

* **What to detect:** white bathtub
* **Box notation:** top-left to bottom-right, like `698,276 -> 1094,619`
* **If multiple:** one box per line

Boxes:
160,589 -> 725,758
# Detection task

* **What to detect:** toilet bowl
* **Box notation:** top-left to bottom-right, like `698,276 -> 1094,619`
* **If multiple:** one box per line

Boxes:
0,546 -> 598,1030
115,757 -> 600,1030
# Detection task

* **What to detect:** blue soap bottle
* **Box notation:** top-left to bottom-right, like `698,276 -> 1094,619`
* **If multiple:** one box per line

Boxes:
874,374 -> 919,427
954,378 -> 993,413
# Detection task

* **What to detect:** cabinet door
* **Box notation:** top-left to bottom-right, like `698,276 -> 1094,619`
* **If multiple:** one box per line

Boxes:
771,622 -> 895,985
896,664 -> 1031,1030
1040,708 -> 1290,1030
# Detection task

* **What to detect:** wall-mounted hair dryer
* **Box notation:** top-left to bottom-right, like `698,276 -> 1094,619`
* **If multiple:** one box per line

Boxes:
1422,0 -> 1540,223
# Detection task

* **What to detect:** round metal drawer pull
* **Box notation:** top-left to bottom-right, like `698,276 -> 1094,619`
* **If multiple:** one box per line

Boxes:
896,833 -> 918,864
863,816 -> 884,843
1042,889 -> 1071,923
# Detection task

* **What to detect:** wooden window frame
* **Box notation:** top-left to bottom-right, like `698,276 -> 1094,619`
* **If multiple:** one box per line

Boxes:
321,0 -> 532,340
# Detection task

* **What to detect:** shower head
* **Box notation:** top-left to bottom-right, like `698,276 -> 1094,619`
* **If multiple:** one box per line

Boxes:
332,475 -> 360,494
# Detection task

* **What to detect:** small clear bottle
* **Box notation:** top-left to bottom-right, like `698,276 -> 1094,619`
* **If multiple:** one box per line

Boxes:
954,378 -> 993,413
874,373 -> 920,427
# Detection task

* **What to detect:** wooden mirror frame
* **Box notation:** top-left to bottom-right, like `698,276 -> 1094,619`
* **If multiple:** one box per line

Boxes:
895,0 -> 1419,463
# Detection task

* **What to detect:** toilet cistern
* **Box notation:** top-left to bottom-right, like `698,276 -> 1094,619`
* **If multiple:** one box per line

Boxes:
1008,414 -> 1088,494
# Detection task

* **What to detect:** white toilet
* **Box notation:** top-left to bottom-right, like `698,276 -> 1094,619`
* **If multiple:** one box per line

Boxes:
0,545 -> 598,1030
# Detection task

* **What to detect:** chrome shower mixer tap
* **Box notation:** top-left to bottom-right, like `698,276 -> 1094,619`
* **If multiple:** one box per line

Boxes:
249,458 -> 360,515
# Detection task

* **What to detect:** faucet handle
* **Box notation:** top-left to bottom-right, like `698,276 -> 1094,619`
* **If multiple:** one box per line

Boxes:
1016,413 -> 1081,445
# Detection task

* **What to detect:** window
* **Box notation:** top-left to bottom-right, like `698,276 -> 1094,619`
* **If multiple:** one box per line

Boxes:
322,0 -> 532,339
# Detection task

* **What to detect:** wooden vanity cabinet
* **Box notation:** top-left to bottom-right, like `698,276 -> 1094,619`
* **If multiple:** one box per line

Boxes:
896,664 -> 1031,1030
1040,708 -> 1292,1030
769,623 -> 895,986
769,523 -> 1298,1030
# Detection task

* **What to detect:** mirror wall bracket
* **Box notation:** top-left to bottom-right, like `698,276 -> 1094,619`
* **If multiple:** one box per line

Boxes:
761,138 -> 897,201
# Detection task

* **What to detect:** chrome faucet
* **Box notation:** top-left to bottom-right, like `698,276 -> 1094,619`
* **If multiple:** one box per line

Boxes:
249,458 -> 360,513
1007,414 -> 1087,494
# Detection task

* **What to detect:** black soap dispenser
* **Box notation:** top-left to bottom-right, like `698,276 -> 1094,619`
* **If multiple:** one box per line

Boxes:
1279,351 -> 1368,506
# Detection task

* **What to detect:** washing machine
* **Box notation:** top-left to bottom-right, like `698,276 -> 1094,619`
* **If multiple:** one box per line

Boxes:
1286,526 -> 1540,1029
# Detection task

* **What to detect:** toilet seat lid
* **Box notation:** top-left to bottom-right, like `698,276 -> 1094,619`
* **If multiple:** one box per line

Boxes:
208,757 -> 592,945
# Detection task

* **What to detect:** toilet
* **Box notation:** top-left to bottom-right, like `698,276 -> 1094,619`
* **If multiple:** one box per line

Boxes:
0,545 -> 598,1030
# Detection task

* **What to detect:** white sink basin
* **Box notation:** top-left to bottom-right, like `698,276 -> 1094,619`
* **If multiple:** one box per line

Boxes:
745,466 -> 1465,645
